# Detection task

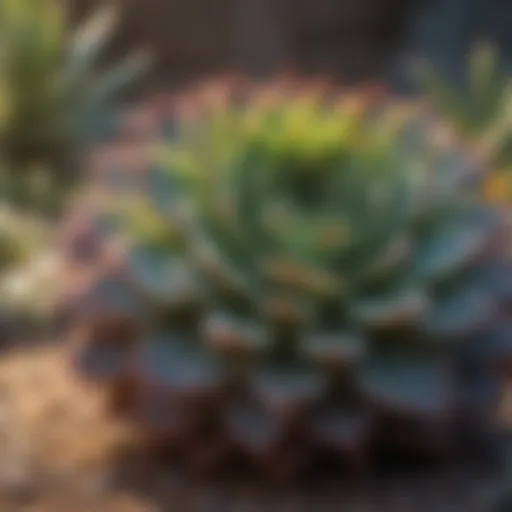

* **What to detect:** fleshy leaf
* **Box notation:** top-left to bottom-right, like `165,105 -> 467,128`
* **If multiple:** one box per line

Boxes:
260,256 -> 341,297
300,330 -> 366,367
141,333 -> 224,396
127,245 -> 202,307
358,235 -> 411,284
358,355 -> 454,418
79,274 -> 147,323
261,295 -> 315,327
201,311 -> 271,355
414,220 -> 492,283
146,165 -> 182,218
350,288 -> 429,330
251,365 -> 326,415
467,260 -> 512,304
423,286 -> 496,339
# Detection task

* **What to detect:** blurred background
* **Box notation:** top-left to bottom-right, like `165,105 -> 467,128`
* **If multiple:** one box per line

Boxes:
0,1 -> 510,511
69,0 -> 512,91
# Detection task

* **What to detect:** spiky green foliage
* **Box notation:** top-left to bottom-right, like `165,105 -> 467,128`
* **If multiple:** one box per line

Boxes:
418,41 -> 512,172
74,85 -> 510,478
0,0 -> 150,181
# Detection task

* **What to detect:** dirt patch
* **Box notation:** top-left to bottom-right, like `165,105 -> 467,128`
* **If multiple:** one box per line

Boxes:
0,345 -> 153,511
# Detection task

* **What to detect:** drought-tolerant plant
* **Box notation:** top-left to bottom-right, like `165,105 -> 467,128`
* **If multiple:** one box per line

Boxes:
72,83 -> 511,480
418,42 -> 512,202
0,0 -> 150,189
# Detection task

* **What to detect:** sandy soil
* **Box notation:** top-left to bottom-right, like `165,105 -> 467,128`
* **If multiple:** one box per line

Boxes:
0,344 -> 151,512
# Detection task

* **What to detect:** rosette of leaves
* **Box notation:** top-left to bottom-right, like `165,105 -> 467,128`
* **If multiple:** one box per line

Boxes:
417,41 -> 512,202
73,86 -> 511,480
0,0 -> 150,186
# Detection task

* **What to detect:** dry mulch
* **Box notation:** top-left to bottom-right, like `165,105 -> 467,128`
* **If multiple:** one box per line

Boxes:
0,343 -> 152,512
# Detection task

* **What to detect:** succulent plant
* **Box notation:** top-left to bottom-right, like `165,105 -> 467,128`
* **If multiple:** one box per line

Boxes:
0,0 -> 150,183
72,83 -> 511,480
417,41 -> 512,202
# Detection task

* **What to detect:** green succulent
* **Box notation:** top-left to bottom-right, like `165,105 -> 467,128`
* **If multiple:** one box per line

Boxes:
418,41 -> 512,174
73,86 -> 510,479
0,0 -> 150,181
